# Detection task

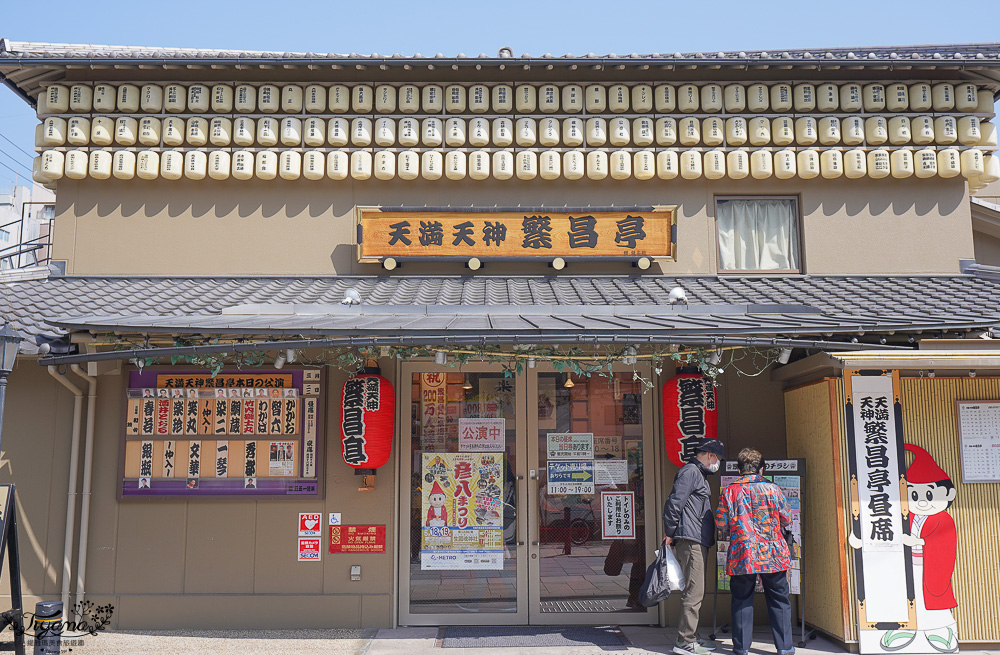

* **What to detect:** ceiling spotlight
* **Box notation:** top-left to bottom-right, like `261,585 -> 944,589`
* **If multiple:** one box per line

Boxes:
434,350 -> 448,365
286,348 -> 298,363
918,370 -> 925,378
622,347 -> 637,365
969,369 -> 977,378
709,349 -> 722,366
462,374 -> 473,390
879,337 -> 887,345
563,376 -> 575,389
341,289 -> 362,305
273,352 -> 287,370
928,369 -> 936,378
777,347 -> 793,365
667,287 -> 688,305
527,357 -> 536,369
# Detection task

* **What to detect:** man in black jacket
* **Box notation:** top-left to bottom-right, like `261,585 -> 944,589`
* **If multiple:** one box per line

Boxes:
663,437 -> 726,655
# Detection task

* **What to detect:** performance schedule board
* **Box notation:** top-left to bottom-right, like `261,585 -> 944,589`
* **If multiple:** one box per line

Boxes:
957,401 -> 1000,483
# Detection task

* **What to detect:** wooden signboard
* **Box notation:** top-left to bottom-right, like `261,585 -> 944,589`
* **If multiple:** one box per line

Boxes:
356,206 -> 676,263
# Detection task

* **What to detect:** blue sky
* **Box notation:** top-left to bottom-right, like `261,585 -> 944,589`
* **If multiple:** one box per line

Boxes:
1,0 -> 997,193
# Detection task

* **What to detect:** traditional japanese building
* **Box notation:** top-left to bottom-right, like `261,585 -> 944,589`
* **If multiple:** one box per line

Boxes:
1,39 -> 1000,651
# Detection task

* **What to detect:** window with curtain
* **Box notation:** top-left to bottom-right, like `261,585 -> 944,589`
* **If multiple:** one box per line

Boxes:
716,198 -> 800,272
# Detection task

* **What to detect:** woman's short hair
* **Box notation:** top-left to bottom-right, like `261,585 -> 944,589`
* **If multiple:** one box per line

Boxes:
737,448 -> 763,475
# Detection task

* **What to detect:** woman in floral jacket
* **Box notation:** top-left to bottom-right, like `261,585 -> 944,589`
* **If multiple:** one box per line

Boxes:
715,448 -> 794,655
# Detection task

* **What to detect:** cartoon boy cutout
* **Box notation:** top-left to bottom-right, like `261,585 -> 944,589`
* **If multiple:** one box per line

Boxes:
426,479 -> 449,527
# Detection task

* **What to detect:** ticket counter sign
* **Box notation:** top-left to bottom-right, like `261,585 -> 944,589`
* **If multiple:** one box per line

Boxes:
356,207 -> 676,263
547,461 -> 595,495
329,524 -> 386,553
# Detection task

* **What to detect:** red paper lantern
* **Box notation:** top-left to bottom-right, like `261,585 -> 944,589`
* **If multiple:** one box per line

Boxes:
662,373 -> 718,468
340,373 -> 395,469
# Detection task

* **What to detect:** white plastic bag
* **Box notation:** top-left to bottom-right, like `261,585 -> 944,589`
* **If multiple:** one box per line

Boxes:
663,546 -> 686,592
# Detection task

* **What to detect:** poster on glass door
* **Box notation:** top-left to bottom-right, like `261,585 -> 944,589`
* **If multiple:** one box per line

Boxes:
420,452 -> 505,570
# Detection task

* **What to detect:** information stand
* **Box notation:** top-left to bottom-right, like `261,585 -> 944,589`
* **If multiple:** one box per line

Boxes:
0,485 -> 25,655
710,459 -> 810,648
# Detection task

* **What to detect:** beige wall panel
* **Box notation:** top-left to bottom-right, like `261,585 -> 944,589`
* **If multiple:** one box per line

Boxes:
86,371 -> 125,595
114,501 -> 187,594
113,594 -> 362,629
784,379 -> 851,641
973,231 -> 1000,267
716,362 -> 787,457
900,377 -> 1000,642
250,502 -> 324,594
183,502 -> 257,593
53,176 -> 972,277
361,593 -> 392,628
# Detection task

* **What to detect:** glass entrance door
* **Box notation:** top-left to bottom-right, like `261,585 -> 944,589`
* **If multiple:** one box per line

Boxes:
398,362 -> 656,626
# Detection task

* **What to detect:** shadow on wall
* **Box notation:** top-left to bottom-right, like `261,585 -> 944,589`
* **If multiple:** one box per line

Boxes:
803,178 -> 964,219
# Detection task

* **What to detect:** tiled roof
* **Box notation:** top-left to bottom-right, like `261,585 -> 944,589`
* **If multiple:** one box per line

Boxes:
3,39 -> 1000,64
3,273 -> 1000,354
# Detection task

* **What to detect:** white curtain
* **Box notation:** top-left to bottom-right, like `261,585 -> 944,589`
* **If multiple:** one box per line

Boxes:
717,199 -> 799,271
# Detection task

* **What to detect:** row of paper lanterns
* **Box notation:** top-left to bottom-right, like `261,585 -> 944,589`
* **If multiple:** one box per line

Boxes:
36,147 -> 998,184
38,114 -> 997,150
40,81 -> 995,116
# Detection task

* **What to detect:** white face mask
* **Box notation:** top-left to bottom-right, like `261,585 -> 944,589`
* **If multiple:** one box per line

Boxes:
708,460 -> 721,473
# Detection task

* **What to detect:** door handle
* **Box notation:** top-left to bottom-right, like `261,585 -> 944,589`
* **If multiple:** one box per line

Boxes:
531,541 -> 540,546
517,541 -> 525,546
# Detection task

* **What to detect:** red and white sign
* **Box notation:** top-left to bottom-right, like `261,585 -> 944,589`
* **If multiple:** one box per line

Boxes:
299,512 -> 322,536
601,491 -> 635,539
662,374 -> 718,468
329,524 -> 387,553
297,537 -> 322,561
341,374 -> 395,469
457,418 -> 506,451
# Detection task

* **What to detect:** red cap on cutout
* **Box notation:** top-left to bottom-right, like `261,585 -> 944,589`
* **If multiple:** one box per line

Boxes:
430,480 -> 446,496
904,444 -> 950,483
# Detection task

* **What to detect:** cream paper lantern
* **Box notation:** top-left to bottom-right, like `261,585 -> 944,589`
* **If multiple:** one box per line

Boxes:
867,149 -> 890,179
657,117 -> 678,146
748,117 -> 770,146
980,122 -> 998,148
421,150 -> 443,180
445,118 -> 467,147
862,84 -> 886,111
750,149 -> 773,179
60,150 -> 83,182
115,117 -> 138,146
469,150 -> 490,180
41,117 -> 67,146
820,149 -> 844,179
797,149 -> 820,179
188,85 -> 210,113
113,150 -> 136,180
700,84 -> 723,113
844,149 -> 867,179
793,84 -> 815,112
328,85 -> 350,113
934,116 -> 958,145
31,157 -> 45,184
634,117 -> 655,146
374,151 -> 395,180
702,117 -> 724,147
140,84 -> 163,112
914,148 -> 938,179
257,84 -> 280,113
936,148 -> 961,178
138,117 -> 161,146
162,117 -> 185,147
351,85 -> 373,113
91,117 -> 114,146
886,83 -> 909,112
911,117 -> 935,145
961,149 -> 985,178
539,118 -> 560,147
212,84 -> 234,112
958,117 -> 982,146
421,85 -> 443,113
208,117 -> 232,146
397,117 -> 419,147
841,117 -> 864,146
608,84 -> 629,113
136,150 -> 161,180
516,151 -> 538,180
304,85 -> 326,113
774,149 -> 797,179
469,117 -> 490,147
493,150 -> 514,180
679,150 -> 701,180
908,83 -> 932,112
255,150 -> 278,180
327,151 -> 349,180
33,123 -> 43,149
326,117 -> 348,146
374,85 -> 396,113
88,150 -> 112,180
678,117 -> 700,146
304,151 -> 326,180
955,83 -> 978,112
610,150 -> 632,180
116,84 -> 140,112
445,84 -> 467,113
208,151 -> 231,180
397,85 -> 420,114
492,85 -> 513,113
422,118 -> 443,147
978,90 -> 995,113
40,150 -> 65,180
70,84 -> 93,112
93,84 -> 116,112
888,117 -> 911,145
794,117 -> 817,146
540,150 -> 561,180
657,150 -> 679,179
185,150 -> 208,180
771,117 -> 794,146
611,117 -> 631,146
634,150 -> 655,180
303,117 -> 324,147
818,117 -> 841,145
890,149 -> 913,179
516,118 -> 537,147
515,85 -> 537,112
468,84 -> 489,114
563,118 -> 584,147
747,84 -> 769,112
563,150 -> 585,180
654,84 -> 675,112
931,83 -> 954,111
538,84 -> 559,113
587,150 -> 609,180
562,85 -> 584,113
677,84 -> 699,113
397,150 -> 419,181
275,85 -> 302,114
586,118 -> 608,146
864,117 -> 888,146
980,155 -> 1000,183
445,151 -> 467,180
165,84 -> 187,112
492,118 -> 513,147
587,84 -> 608,112
350,117 -> 373,147
350,150 -> 373,180
727,149 -> 749,179
632,84 -> 654,113
703,150 -> 725,180
725,117 -> 747,146
187,118 -> 209,147
280,151 -> 302,180
839,84 -> 862,112
770,84 -> 793,112
816,83 -> 839,112
723,84 -> 745,112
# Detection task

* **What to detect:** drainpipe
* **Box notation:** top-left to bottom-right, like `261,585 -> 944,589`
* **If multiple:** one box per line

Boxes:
70,364 -> 97,609
48,366 -> 83,620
